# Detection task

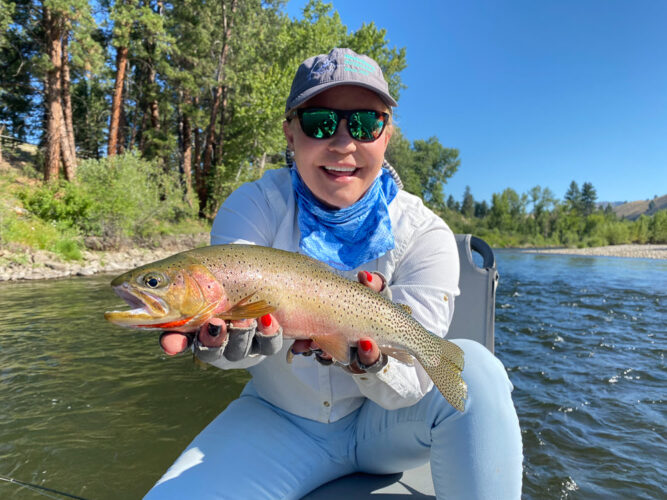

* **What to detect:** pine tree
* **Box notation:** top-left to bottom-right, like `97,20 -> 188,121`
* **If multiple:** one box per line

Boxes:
580,182 -> 597,216
564,180 -> 582,212
461,185 -> 474,217
39,0 -> 100,181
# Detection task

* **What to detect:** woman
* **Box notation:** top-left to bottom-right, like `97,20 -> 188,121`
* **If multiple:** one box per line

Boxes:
147,48 -> 523,499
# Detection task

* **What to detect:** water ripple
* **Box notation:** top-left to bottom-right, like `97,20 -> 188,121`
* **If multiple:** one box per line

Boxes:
494,250 -> 667,499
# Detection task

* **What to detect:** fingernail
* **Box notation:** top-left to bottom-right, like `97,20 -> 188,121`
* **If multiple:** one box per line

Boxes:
364,271 -> 373,282
208,323 -> 221,337
260,314 -> 272,327
360,339 -> 372,352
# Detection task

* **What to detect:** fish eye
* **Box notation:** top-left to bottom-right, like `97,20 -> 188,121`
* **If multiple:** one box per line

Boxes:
142,272 -> 165,289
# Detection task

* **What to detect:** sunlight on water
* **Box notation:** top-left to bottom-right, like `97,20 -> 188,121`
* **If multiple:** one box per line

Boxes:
0,252 -> 665,499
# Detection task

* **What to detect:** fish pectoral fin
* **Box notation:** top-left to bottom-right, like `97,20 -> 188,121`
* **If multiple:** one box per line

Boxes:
191,300 -> 225,324
217,293 -> 276,321
380,347 -> 414,365
311,335 -> 351,364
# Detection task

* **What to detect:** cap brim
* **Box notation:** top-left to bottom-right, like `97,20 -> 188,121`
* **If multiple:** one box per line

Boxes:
286,81 -> 398,113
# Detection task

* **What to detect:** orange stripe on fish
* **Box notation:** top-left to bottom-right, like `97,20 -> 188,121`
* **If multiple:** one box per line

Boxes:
137,316 -> 194,329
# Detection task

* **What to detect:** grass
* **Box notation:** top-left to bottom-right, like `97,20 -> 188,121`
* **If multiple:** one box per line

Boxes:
0,146 -> 209,261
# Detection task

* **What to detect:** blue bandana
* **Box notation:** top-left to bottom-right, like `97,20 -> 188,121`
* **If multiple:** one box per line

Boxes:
290,166 -> 399,271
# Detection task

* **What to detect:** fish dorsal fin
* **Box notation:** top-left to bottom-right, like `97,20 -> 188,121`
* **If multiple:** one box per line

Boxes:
311,335 -> 351,364
397,303 -> 412,315
216,293 -> 276,321
380,346 -> 415,365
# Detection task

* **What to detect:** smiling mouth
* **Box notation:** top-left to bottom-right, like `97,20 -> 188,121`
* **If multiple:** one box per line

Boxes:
322,165 -> 358,177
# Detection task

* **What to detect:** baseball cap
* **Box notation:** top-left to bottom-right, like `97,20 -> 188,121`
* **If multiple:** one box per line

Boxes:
285,48 -> 398,113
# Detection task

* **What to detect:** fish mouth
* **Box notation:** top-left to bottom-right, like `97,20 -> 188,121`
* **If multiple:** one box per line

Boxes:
104,284 -> 171,327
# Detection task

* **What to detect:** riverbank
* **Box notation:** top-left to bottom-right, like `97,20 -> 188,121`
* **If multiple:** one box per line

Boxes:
2,239 -> 665,282
521,243 -> 667,260
0,233 -> 209,281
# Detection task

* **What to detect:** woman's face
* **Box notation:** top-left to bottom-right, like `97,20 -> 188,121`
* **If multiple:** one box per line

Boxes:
283,85 -> 392,209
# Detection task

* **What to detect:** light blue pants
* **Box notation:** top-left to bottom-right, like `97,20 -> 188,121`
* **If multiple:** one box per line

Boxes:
145,339 -> 523,499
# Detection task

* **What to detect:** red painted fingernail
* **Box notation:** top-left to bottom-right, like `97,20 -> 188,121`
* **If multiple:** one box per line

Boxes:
364,271 -> 373,282
360,339 -> 372,352
260,314 -> 272,327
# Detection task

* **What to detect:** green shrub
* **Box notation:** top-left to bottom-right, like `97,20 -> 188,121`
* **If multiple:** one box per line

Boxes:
631,215 -> 651,244
53,239 -> 83,260
602,222 -> 631,245
649,210 -> 667,243
18,181 -> 93,229
75,152 -> 194,238
560,231 -> 580,247
581,235 -> 608,248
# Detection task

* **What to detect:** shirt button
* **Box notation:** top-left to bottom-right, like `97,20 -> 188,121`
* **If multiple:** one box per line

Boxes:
323,401 -> 330,407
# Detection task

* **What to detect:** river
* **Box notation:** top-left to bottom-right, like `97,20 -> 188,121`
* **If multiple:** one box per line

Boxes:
0,250 -> 664,499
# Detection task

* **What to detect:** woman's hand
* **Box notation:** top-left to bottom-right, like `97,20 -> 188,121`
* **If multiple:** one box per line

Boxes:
159,314 -> 282,362
290,270 -> 387,372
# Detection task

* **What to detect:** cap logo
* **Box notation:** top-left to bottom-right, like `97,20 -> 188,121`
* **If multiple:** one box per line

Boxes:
343,54 -> 375,76
309,57 -> 337,80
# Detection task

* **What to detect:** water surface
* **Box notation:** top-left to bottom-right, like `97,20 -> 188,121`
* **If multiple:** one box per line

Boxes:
0,251 -> 664,498
495,251 -> 666,499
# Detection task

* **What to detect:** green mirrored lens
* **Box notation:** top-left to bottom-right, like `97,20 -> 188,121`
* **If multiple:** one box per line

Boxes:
301,109 -> 338,138
349,111 -> 386,141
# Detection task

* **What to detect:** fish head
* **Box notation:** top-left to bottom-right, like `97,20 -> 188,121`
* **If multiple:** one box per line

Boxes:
104,252 -> 227,331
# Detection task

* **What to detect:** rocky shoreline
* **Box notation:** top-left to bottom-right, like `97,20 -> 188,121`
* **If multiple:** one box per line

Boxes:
520,244 -> 667,260
1,239 -> 665,282
0,233 -> 209,282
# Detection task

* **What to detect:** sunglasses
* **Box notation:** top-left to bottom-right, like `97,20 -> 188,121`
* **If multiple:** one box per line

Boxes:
289,108 -> 390,142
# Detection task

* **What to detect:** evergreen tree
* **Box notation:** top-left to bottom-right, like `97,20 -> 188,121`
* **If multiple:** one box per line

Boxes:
474,200 -> 489,218
0,0 -> 16,163
40,0 -> 100,181
580,181 -> 597,216
461,185 -> 474,217
0,0 -> 13,48
564,180 -> 582,212
0,0 -> 40,141
446,194 -> 457,212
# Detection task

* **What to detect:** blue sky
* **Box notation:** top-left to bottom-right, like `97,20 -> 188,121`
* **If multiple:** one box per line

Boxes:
285,0 -> 667,204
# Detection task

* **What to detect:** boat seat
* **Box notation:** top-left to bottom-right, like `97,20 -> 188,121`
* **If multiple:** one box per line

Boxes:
303,234 -> 499,499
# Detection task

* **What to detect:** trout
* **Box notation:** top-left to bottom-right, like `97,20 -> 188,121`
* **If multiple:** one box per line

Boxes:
104,244 -> 467,411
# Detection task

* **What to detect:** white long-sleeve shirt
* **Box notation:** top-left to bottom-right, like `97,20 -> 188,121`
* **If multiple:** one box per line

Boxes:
209,168 -> 460,423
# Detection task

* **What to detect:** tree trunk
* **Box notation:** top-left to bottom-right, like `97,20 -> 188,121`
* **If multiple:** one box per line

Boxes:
0,124 -> 4,164
60,35 -> 77,179
108,45 -> 128,156
200,0 -> 236,214
214,85 -> 227,165
180,100 -> 193,204
148,67 -> 160,131
118,101 -> 127,154
43,7 -> 63,182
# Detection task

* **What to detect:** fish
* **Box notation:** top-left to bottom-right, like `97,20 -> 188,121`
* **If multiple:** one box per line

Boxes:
104,244 -> 467,411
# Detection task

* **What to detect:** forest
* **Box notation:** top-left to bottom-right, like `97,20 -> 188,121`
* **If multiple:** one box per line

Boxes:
1,0 -> 665,261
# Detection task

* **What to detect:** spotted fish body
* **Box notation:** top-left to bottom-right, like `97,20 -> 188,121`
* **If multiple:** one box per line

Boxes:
104,244 -> 467,411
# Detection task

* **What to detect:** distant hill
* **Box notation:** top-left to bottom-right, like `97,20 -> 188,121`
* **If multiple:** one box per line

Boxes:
601,195 -> 667,220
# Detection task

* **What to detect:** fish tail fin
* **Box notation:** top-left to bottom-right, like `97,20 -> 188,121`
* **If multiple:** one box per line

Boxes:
417,336 -> 467,412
